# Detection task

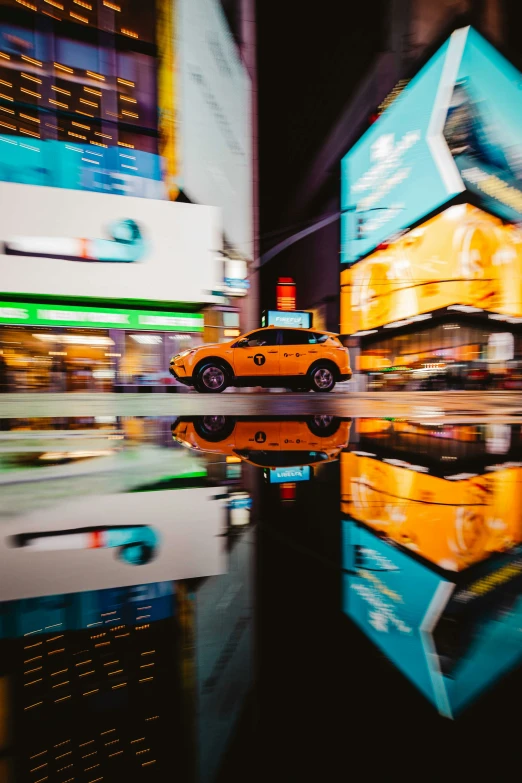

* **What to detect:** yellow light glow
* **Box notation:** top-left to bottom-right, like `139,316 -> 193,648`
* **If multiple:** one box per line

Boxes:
104,0 -> 121,9
22,73 -> 43,85
117,77 -> 134,87
44,0 -> 64,8
20,113 -> 40,123
95,132 -> 112,139
72,121 -> 89,130
21,55 -> 42,67
70,11 -> 88,22
20,128 -> 40,138
86,71 -> 105,81
0,52 -> 10,60
0,93 -> 13,101
84,87 -> 101,96
17,0 -> 37,10
49,99 -> 68,108
119,95 -> 137,103
51,86 -> 71,95
0,120 -> 16,130
121,110 -> 138,118
74,0 -> 92,7
121,28 -> 138,38
21,87 -> 41,98
0,79 -> 12,88
54,62 -> 73,73
90,140 -> 107,147
0,107 -> 15,114
80,98 -> 98,107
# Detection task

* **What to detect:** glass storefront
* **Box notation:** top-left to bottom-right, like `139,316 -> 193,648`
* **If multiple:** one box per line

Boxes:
0,325 -> 202,391
359,320 -> 522,390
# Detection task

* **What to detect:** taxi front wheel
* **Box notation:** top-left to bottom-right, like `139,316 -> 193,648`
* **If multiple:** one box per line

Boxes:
195,361 -> 229,393
308,363 -> 336,393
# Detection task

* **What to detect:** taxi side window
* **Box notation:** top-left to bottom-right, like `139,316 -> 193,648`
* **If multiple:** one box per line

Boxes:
244,329 -> 279,347
281,330 -> 313,345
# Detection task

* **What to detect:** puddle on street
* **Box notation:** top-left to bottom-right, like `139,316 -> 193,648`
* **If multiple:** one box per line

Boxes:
1,414 -> 522,779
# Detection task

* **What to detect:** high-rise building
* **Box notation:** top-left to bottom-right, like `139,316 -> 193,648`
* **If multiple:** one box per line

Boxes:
0,0 -> 257,392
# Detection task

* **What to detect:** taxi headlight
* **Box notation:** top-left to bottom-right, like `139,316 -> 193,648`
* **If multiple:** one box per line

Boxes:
173,349 -> 196,361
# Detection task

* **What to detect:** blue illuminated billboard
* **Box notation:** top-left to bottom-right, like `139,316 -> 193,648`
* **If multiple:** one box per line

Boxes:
262,310 -> 313,329
0,139 -> 164,199
342,520 -> 445,707
268,466 -> 311,483
343,520 -> 522,718
341,27 -> 522,262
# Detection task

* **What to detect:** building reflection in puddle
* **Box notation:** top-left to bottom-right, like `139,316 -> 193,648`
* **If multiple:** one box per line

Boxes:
2,413 -> 522,779
0,414 -> 255,783
342,418 -> 522,719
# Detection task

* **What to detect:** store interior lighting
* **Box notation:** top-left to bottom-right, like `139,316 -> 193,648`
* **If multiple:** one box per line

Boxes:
129,334 -> 162,344
32,334 -> 114,346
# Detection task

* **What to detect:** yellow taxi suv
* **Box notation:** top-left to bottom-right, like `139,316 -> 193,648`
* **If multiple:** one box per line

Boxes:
172,416 -> 352,470
169,326 -> 352,393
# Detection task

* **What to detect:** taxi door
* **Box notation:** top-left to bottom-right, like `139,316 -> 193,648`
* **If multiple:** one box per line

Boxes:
279,329 -> 315,376
233,329 -> 281,378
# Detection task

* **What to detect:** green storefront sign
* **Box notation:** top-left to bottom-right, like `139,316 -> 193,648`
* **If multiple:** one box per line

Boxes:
0,301 -> 204,332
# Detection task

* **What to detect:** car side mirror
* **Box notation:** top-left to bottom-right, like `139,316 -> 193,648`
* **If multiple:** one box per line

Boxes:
236,338 -> 249,348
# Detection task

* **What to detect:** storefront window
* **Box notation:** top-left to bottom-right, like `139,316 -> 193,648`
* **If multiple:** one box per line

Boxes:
360,321 -> 522,390
120,331 -> 200,386
0,326 -> 116,391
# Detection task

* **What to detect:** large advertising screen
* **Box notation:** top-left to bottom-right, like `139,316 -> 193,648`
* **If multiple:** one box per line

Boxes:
342,520 -> 447,707
341,204 -> 522,334
176,0 -> 253,260
341,26 -> 522,263
0,182 -> 221,307
0,487 -> 226,600
343,520 -> 522,718
341,451 -> 522,572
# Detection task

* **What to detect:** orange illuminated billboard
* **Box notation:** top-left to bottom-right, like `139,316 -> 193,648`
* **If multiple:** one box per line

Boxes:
341,451 -> 522,572
340,204 -> 522,334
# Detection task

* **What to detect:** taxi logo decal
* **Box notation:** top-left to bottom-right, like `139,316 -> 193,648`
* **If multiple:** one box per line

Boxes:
253,354 -> 266,366
255,431 -> 267,443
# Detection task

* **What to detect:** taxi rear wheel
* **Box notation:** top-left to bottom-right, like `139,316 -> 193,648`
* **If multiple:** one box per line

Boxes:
307,415 -> 341,437
308,363 -> 336,393
195,362 -> 229,393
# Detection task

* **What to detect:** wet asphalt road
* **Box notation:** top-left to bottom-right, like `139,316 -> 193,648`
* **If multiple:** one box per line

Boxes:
0,390 -> 521,420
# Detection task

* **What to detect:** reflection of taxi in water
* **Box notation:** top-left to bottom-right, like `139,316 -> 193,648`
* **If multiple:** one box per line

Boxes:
169,326 -> 352,393
172,416 -> 351,469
